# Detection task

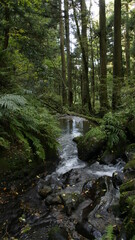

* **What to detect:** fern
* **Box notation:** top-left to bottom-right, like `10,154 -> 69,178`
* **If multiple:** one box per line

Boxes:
24,132 -> 45,160
101,112 -> 126,150
102,225 -> 115,240
0,137 -> 10,149
0,93 -> 60,163
0,94 -> 27,111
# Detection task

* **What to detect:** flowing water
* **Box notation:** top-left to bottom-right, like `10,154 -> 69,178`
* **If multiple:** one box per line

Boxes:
56,115 -> 125,177
0,115 -> 125,239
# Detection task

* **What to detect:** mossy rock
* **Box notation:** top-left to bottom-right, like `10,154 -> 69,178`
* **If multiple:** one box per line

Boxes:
125,143 -> 135,161
124,158 -> 135,171
120,162 -> 135,240
77,127 -> 106,162
120,179 -> 135,193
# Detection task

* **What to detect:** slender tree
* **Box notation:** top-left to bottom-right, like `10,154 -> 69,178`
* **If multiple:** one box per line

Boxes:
112,0 -> 122,110
64,0 -> 73,107
72,0 -> 92,112
89,0 -> 95,110
59,0 -> 67,105
81,0 -> 92,112
99,0 -> 108,112
125,0 -> 130,78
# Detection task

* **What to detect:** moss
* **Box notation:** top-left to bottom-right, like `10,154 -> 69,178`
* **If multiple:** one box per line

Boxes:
124,158 -> 135,171
76,126 -> 106,162
126,143 -> 135,153
120,179 -> 135,193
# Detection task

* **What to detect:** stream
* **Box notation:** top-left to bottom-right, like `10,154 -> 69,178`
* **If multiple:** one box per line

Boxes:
0,115 -> 125,240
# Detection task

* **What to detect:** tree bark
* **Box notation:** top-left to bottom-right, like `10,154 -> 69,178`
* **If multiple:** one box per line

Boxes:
89,0 -> 95,111
64,0 -> 73,107
3,5 -> 10,50
125,1 -> 130,78
99,0 -> 108,112
81,0 -> 91,112
72,0 -> 92,112
112,0 -> 122,110
59,0 -> 67,105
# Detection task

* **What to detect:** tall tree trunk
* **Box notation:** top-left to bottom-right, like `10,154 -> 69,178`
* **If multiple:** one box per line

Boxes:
3,5 -> 10,50
99,0 -> 108,112
72,0 -> 92,112
89,0 -> 95,111
125,1 -> 130,78
64,0 -> 73,107
112,0 -> 122,110
59,0 -> 67,105
81,0 -> 91,112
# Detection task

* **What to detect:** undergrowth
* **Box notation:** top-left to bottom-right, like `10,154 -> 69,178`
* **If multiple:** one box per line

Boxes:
0,93 -> 60,163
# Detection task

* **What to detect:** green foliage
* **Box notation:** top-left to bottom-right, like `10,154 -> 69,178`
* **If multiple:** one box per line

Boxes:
0,93 -> 60,161
0,94 -> 27,110
101,112 -> 126,150
102,225 -> 115,240
84,126 -> 105,142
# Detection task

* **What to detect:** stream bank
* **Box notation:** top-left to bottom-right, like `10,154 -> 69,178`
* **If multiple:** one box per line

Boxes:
0,115 -> 127,239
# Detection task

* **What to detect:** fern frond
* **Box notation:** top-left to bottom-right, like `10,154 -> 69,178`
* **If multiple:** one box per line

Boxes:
0,94 -> 27,111
24,132 -> 45,160
102,225 -> 115,240
0,137 -> 10,149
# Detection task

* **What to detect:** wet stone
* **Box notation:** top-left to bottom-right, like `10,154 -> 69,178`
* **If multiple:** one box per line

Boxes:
45,194 -> 62,205
37,179 -> 52,198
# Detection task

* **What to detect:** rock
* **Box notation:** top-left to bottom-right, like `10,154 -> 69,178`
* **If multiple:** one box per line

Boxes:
45,194 -> 62,205
101,150 -> 116,164
76,127 -> 106,162
48,226 -> 68,240
120,157 -> 135,239
82,177 -> 110,201
125,143 -> 135,162
45,173 -> 64,190
60,192 -> 83,216
112,171 -> 124,189
76,221 -> 98,239
37,179 -> 52,198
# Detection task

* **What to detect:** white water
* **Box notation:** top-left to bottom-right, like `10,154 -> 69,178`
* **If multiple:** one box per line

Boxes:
56,116 -> 125,176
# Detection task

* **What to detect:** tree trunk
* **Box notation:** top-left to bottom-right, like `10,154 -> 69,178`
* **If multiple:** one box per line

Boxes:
3,5 -> 10,50
64,0 -> 73,107
99,0 -> 108,112
72,0 -> 92,112
59,0 -> 67,105
125,1 -> 130,78
112,0 -> 122,110
89,0 -> 95,111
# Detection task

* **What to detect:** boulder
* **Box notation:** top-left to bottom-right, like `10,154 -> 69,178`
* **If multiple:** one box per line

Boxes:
76,127 -> 106,162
